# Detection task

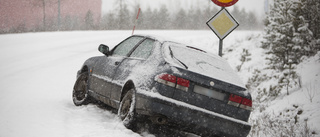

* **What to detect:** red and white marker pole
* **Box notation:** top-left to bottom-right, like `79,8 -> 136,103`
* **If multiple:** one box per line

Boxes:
132,8 -> 141,35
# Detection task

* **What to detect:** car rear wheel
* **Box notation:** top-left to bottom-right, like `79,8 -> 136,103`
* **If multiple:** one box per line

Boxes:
118,88 -> 137,130
72,72 -> 91,106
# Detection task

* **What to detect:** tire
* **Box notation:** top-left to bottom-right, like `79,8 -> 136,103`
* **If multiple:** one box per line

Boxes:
118,88 -> 137,130
72,72 -> 91,106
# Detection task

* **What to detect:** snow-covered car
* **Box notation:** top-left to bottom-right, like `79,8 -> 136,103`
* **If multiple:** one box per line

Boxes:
72,35 -> 252,137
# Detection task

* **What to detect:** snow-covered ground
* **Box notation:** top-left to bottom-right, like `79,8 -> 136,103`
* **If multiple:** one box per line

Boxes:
0,30 -> 319,137
222,32 -> 320,137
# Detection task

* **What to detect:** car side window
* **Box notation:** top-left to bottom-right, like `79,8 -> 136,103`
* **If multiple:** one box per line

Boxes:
112,36 -> 144,56
130,39 -> 155,59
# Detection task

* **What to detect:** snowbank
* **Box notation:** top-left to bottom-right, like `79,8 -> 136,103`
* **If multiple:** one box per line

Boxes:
0,30 -> 318,137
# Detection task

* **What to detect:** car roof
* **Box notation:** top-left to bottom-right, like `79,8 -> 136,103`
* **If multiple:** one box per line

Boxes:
134,34 -> 208,53
133,34 -> 179,44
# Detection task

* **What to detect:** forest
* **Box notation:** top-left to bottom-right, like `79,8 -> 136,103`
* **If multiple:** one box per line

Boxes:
99,4 -> 261,30
1,2 -> 262,33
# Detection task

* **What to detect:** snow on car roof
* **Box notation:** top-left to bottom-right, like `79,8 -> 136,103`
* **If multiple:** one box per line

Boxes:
134,34 -> 184,44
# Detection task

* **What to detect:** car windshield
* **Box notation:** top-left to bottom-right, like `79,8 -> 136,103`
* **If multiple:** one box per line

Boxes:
163,42 -> 244,88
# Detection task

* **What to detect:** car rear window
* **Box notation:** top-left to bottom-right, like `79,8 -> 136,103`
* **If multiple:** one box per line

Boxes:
163,42 -> 244,88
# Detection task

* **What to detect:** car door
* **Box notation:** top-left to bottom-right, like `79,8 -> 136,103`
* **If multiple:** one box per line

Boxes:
90,36 -> 144,100
110,38 -> 156,103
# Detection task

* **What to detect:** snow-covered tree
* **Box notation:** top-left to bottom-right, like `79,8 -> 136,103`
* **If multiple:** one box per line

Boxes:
263,0 -> 296,70
263,0 -> 320,67
262,0 -> 320,95
304,0 -> 320,40
291,0 -> 316,58
262,0 -> 302,95
294,0 -> 320,56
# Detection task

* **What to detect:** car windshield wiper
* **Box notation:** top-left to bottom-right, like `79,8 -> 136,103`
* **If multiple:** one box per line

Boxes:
168,46 -> 188,69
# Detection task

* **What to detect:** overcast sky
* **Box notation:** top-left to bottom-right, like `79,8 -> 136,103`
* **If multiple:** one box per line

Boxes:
102,0 -> 269,17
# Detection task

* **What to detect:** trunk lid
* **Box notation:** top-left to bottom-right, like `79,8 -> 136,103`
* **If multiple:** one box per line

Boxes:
158,42 -> 251,121
160,67 -> 251,121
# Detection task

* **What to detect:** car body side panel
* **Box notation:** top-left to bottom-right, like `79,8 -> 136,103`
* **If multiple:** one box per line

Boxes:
85,36 -> 147,107
90,56 -> 125,98
110,58 -> 143,104
87,40 -> 165,110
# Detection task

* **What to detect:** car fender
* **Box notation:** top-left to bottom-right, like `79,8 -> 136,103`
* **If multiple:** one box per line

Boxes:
77,56 -> 101,76
120,80 -> 136,102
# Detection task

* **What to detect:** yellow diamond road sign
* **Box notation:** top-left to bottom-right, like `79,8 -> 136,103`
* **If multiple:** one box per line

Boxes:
207,8 -> 239,40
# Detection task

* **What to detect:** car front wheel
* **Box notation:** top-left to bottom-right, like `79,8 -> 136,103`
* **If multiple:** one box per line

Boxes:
72,72 -> 91,106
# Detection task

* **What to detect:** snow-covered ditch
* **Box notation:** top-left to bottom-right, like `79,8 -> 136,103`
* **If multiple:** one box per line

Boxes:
222,33 -> 320,137
0,30 -> 319,137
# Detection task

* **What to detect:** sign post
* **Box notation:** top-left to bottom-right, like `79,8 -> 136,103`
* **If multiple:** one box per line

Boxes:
219,38 -> 223,57
207,0 -> 239,57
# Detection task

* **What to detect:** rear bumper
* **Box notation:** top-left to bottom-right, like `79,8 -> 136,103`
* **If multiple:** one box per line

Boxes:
135,90 -> 251,137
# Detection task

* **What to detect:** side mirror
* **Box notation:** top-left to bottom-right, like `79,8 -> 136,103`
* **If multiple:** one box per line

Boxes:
98,44 -> 110,56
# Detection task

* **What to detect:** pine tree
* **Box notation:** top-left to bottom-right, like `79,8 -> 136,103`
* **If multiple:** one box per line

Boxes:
174,8 -> 188,29
85,10 -> 95,30
101,13 -> 117,30
157,5 -> 170,29
192,8 -> 203,29
262,0 -> 320,95
247,12 -> 258,30
231,6 -> 259,30
263,0 -> 296,70
304,0 -> 320,40
299,0 -> 320,54
142,7 -> 153,29
116,0 -> 131,30
262,0 -> 301,94
278,62 -> 299,95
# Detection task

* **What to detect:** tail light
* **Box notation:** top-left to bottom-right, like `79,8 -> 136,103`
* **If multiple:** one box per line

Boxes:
177,78 -> 190,91
156,73 -> 190,91
240,98 -> 252,110
157,74 -> 176,87
228,94 -> 242,106
228,94 -> 252,111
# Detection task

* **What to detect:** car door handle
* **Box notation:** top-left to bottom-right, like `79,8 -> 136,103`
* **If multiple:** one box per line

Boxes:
115,61 -> 120,65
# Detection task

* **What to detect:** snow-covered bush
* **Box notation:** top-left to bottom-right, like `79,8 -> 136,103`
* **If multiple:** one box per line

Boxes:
236,49 -> 252,72
249,107 -> 316,137
303,83 -> 317,103
278,63 -> 300,95
244,50 -> 320,137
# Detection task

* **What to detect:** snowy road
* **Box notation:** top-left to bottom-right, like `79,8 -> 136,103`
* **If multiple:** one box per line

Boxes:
0,31 -> 145,137
0,30 -> 258,137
